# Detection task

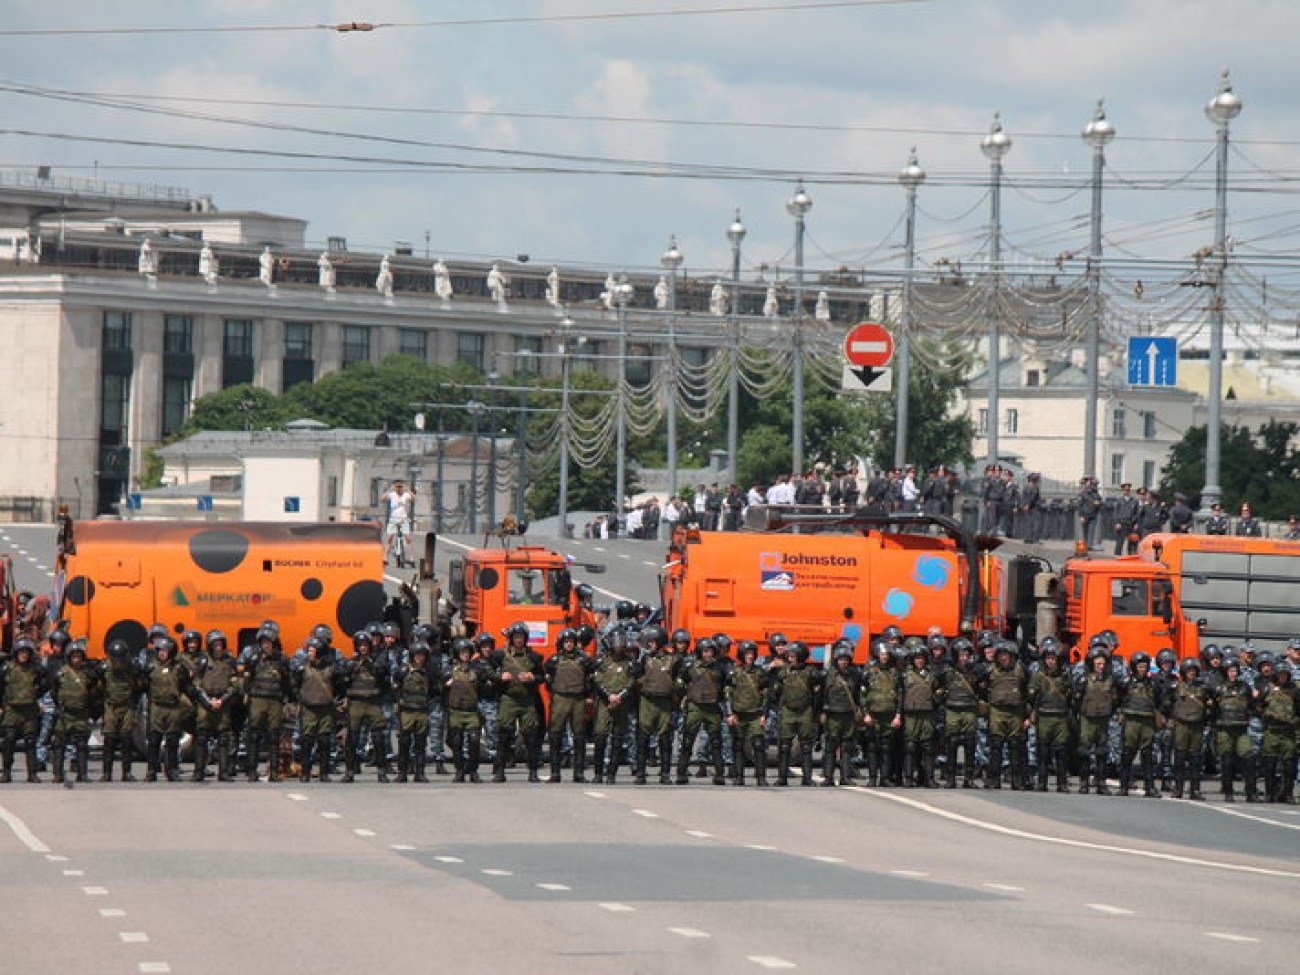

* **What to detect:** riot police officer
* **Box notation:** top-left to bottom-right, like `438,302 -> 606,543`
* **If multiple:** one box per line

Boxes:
1166,657 -> 1212,800
1214,655 -> 1260,803
50,640 -> 100,783
1258,662 -> 1297,803
861,641 -> 902,787
491,622 -> 545,783
444,637 -> 488,784
725,640 -> 769,787
192,630 -> 241,782
100,639 -> 144,782
820,642 -> 861,787
939,638 -> 984,789
1075,643 -> 1117,795
632,626 -> 679,785
341,631 -> 393,783
678,637 -> 730,786
393,642 -> 436,783
1118,652 -> 1163,798
0,639 -> 48,782
986,641 -> 1030,790
242,626 -> 293,782
900,642 -> 939,787
296,638 -> 344,783
592,629 -> 635,784
1028,639 -> 1072,792
772,642 -> 821,787
544,628 -> 596,783
145,637 -> 190,782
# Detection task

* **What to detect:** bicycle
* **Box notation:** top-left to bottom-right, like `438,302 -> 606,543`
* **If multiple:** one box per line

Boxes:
388,520 -> 412,568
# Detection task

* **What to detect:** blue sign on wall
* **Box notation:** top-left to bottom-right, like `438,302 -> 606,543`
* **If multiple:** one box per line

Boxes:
284,497 -> 301,513
197,496 -> 214,512
1128,337 -> 1177,386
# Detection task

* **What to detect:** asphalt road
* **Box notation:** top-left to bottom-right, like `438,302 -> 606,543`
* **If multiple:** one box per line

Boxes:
0,781 -> 1296,974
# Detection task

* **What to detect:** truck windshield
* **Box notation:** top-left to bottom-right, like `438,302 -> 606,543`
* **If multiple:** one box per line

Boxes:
507,568 -> 547,605
1110,578 -> 1151,616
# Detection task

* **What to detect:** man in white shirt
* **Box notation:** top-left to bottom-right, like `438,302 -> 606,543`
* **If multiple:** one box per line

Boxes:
381,480 -> 416,565
901,466 -> 920,512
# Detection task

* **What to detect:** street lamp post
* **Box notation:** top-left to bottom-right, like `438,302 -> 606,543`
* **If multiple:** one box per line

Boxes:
980,114 -> 1012,467
613,276 -> 634,532
895,149 -> 926,469
556,315 -> 578,539
434,434 -> 447,532
1082,100 -> 1116,483
661,236 -> 684,497
726,209 -> 746,486
466,400 -> 485,533
1201,70 -> 1242,513
786,182 -> 813,474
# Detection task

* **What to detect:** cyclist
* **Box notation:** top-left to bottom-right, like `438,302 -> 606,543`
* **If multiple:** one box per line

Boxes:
381,479 -> 417,566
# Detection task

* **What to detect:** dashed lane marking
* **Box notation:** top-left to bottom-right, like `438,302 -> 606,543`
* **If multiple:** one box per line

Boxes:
600,903 -> 635,913
390,844 -> 415,851
584,791 -> 607,799
746,844 -> 778,852
618,553 -> 630,559
812,855 -> 844,864
632,809 -> 659,819
0,804 -> 52,852
286,793 -> 308,801
1205,932 -> 1260,943
982,883 -> 1025,892
100,909 -> 127,918
847,787 -> 1300,879
320,812 -> 342,820
1197,803 -> 1300,832
62,869 -> 85,877
537,883 -> 571,891
667,927 -> 711,939
642,560 -> 657,567
592,546 -> 606,552
119,932 -> 150,943
482,869 -> 513,877
45,854 -> 69,862
748,956 -> 798,970
139,964 -> 172,974
353,829 -> 376,837
1086,903 -> 1135,916
685,830 -> 713,839
889,870 -> 929,878
82,887 -> 109,896
434,856 -> 464,864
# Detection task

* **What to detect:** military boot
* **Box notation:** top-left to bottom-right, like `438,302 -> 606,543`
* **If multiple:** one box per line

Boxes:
396,736 -> 411,783
841,741 -> 854,788
945,742 -> 960,789
710,736 -> 726,786
0,737 -> 13,783
572,735 -> 588,783
986,739 -> 1004,789
674,739 -> 692,785
800,743 -> 815,786
299,739 -> 314,782
1054,747 -> 1070,793
1034,749 -> 1049,792
340,735 -> 358,783
901,743 -> 915,788
607,737 -> 624,785
25,745 -> 41,783
1220,754 -> 1236,802
1188,754 -> 1206,800
547,733 -> 564,783
1093,748 -> 1111,796
592,735 -> 608,785
732,734 -> 747,786
316,735 -> 333,783
191,742 -> 209,783
51,738 -> 66,783
101,737 -> 116,783
527,732 -> 544,783
1243,757 -> 1262,803
145,733 -> 162,782
962,736 -> 979,788
921,748 -> 936,789
120,744 -> 136,783
864,742 -> 879,787
414,734 -> 430,783
775,742 -> 792,786
822,739 -> 839,787
751,737 -> 768,787
75,740 -> 91,783
633,733 -> 650,785
1141,749 -> 1159,798
658,733 -> 674,785
216,737 -> 232,782
1279,763 -> 1297,804
464,731 -> 481,783
1169,753 -> 1185,799
163,734 -> 181,782
492,730 -> 510,782
1118,748 -> 1135,796
246,734 -> 262,782
374,737 -> 391,784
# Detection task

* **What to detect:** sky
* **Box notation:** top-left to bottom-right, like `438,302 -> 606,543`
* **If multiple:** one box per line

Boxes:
1,0 -> 1297,289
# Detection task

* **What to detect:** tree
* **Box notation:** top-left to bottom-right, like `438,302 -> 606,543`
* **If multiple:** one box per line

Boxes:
183,384 -> 288,434
1158,420 -> 1300,518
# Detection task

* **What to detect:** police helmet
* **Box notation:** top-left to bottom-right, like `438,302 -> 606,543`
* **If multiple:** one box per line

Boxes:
413,622 -> 438,644
205,629 -> 227,651
1221,644 -> 1237,658
574,583 -> 594,603
671,628 -> 692,646
576,624 -> 596,648
1155,648 -> 1177,668
473,631 -> 496,649
695,637 -> 718,657
873,639 -> 894,665
1222,654 -> 1240,673
106,639 -> 130,660
48,629 -> 72,649
615,600 -> 636,620
1202,644 -> 1222,664
950,637 -> 974,660
738,640 -> 759,661
365,621 -> 384,640
634,602 -> 652,619
256,625 -> 278,645
451,637 -> 474,657
1289,636 -> 1300,651
1180,657 -> 1201,677
1275,660 -> 1293,679
312,624 -> 334,645
1129,651 -> 1151,670
557,627 -> 579,649
148,622 -> 169,642
790,641 -> 811,664
882,625 -> 903,643
381,622 -> 401,639
13,637 -> 35,657
507,621 -> 531,641
156,636 -> 177,657
67,640 -> 87,661
259,619 -> 280,636
712,633 -> 733,651
181,629 -> 202,647
410,642 -> 431,659
1086,643 -> 1109,664
996,640 -> 1018,660
353,630 -> 373,649
307,637 -> 328,657
769,633 -> 788,648
834,640 -> 855,662
927,634 -> 949,651
903,635 -> 925,652
1256,652 -> 1275,670
641,625 -> 669,650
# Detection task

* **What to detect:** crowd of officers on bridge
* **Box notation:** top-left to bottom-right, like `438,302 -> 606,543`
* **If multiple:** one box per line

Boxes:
0,604 -> 1297,805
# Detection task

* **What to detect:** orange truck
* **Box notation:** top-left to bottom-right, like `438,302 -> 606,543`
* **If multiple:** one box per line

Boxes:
661,507 -> 1236,662
56,519 -> 388,656
428,534 -> 602,652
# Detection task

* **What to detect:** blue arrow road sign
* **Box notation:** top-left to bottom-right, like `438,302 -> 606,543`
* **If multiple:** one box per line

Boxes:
1127,337 -> 1177,387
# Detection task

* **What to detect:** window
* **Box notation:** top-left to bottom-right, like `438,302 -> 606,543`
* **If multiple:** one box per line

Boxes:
507,567 -> 548,605
1026,368 -> 1041,387
161,375 -> 190,437
626,343 -> 653,385
100,372 -> 129,442
163,315 -> 193,354
223,319 -> 254,357
284,322 -> 314,360
1143,411 -> 1157,439
977,408 -> 989,436
341,325 -> 371,366
457,332 -> 485,372
1142,460 -> 1156,490
398,328 -> 428,362
1111,407 -> 1127,438
1110,578 -> 1150,617
102,311 -> 132,351
326,476 -> 339,508
1110,453 -> 1125,487
514,334 -> 543,376
1004,408 -> 1019,435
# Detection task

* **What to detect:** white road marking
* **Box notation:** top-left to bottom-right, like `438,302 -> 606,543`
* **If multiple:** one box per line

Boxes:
632,809 -> 659,819
82,887 -> 109,896
642,560 -> 657,567
618,553 -> 630,559
537,882 -> 571,891
685,830 -> 714,839
0,804 -> 52,852
584,791 -> 607,799
667,927 -> 711,939
434,856 -> 464,864
100,909 -> 127,918
1087,903 -> 1135,916
592,546 -> 607,552
320,812 -> 342,820
812,855 -> 845,864
848,787 -> 1300,879
390,844 -> 416,851
746,844 -> 778,852
16,548 -> 26,554
62,869 -> 85,877
1205,932 -> 1259,943
890,870 -> 929,878
46,854 -> 69,862
600,902 -> 635,913
982,883 -> 1025,892
482,868 -> 513,877
36,565 -> 48,571
120,932 -> 150,943
353,828 -> 376,837
286,793 -> 308,801
748,956 -> 798,970
139,964 -> 172,974
1198,803 -> 1300,832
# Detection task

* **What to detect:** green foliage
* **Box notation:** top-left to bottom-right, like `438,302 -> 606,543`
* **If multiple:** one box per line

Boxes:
139,444 -> 167,489
1158,420 -> 1300,518
183,383 -> 288,434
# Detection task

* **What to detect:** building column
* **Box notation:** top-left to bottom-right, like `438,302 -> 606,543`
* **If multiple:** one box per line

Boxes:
194,313 -> 223,397
318,321 -> 343,377
130,309 -> 164,486
258,317 -> 284,393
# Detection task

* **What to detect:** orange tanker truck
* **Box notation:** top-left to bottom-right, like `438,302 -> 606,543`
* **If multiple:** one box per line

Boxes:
56,519 -> 387,656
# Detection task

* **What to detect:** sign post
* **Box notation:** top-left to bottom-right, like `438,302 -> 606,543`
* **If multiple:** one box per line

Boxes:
842,321 -> 894,392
